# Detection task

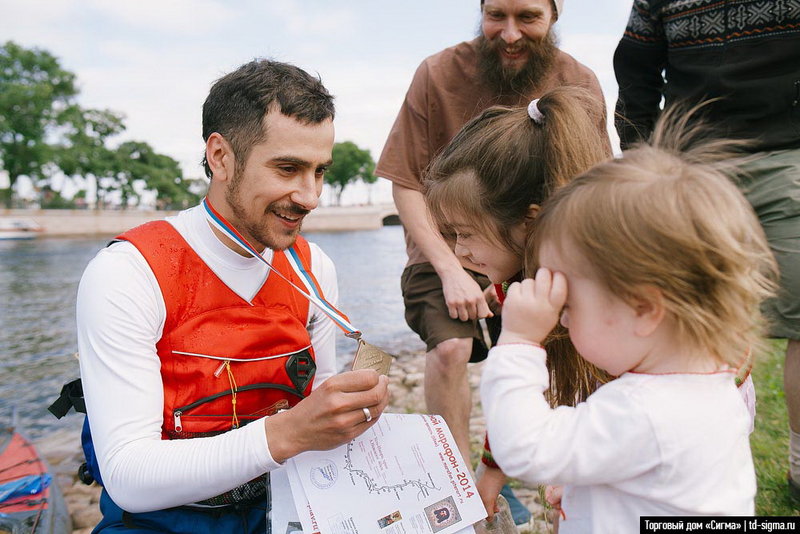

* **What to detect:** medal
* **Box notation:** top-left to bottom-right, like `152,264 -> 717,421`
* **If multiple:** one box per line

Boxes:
351,338 -> 393,375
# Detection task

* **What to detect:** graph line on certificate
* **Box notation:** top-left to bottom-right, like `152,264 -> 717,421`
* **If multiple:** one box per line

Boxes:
343,440 -> 440,500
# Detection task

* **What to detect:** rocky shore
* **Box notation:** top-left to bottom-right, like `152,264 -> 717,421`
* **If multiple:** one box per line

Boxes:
35,349 -> 552,533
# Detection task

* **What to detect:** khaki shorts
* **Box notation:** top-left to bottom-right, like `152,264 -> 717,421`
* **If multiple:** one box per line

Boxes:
740,148 -> 800,340
401,262 -> 501,362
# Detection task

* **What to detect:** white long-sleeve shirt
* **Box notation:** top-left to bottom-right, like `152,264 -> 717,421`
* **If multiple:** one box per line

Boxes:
480,344 -> 755,534
76,205 -> 339,512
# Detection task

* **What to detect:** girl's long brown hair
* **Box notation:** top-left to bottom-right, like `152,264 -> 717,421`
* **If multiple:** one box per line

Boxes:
425,86 -> 613,405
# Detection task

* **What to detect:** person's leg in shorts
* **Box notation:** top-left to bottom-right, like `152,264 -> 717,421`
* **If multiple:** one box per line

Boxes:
741,148 -> 800,498
401,263 -> 493,463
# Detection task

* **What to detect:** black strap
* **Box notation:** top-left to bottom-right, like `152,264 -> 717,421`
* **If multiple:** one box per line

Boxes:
48,378 -> 86,418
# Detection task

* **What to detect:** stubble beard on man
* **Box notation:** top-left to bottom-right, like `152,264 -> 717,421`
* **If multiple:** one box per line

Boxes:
477,30 -> 559,96
224,170 -> 307,252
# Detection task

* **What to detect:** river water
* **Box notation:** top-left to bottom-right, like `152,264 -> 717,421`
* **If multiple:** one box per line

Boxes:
0,226 -> 422,440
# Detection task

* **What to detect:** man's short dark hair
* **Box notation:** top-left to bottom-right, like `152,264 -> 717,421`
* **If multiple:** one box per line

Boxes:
201,59 -> 335,179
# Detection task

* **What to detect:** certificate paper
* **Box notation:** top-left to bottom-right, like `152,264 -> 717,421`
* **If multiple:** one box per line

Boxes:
270,467 -> 311,534
285,413 -> 485,534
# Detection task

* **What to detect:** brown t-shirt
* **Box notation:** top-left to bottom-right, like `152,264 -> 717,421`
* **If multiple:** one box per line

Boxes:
376,38 -> 608,266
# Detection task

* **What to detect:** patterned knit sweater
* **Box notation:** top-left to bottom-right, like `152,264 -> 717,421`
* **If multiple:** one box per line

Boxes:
613,0 -> 800,151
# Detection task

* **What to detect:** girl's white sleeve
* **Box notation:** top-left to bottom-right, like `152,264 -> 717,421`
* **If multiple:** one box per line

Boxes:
77,242 -> 280,513
480,344 -> 661,486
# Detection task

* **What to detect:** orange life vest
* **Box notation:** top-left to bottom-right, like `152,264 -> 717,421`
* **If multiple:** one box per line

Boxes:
119,221 -> 317,440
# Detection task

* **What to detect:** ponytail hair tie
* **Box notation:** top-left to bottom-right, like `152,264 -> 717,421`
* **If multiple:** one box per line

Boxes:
527,99 -> 544,124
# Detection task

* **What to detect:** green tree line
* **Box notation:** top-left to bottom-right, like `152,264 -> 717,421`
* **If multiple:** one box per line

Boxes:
0,41 -> 199,209
0,41 -> 378,210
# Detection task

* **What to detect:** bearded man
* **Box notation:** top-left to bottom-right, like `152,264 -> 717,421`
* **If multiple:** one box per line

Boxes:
376,0 -> 608,525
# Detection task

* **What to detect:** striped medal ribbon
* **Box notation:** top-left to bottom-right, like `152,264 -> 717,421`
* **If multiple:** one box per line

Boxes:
202,197 -> 362,340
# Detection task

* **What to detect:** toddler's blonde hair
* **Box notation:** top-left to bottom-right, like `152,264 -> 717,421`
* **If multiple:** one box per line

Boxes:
532,111 -> 778,366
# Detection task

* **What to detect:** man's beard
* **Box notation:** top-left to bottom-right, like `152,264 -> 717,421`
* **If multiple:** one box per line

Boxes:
477,30 -> 558,96
225,169 -> 309,251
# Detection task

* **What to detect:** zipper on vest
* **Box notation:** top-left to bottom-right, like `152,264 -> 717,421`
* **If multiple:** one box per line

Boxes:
172,346 -> 313,369
174,410 -> 183,433
170,383 -> 307,435
169,349 -> 315,434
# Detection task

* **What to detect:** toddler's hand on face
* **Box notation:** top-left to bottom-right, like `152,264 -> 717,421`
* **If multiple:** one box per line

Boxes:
497,268 -> 566,346
484,284 -> 503,316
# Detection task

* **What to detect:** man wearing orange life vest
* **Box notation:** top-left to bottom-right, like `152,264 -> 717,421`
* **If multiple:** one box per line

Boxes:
76,59 -> 389,533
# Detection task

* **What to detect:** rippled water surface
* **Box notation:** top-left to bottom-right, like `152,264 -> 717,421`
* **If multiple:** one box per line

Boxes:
0,226 -> 421,440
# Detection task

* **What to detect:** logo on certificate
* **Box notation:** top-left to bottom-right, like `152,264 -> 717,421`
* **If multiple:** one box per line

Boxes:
309,460 -> 338,489
424,496 -> 462,532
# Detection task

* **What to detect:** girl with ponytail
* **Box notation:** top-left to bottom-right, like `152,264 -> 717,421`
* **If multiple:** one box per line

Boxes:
424,86 -> 612,521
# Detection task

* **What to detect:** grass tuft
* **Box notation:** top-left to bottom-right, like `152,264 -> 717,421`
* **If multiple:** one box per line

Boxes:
751,339 -> 799,515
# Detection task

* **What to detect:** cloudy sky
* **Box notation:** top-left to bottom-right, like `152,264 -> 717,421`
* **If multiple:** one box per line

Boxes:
1,1 -> 633,205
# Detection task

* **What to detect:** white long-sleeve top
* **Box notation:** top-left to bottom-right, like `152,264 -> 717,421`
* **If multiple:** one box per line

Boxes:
76,205 -> 339,513
480,344 -> 755,534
